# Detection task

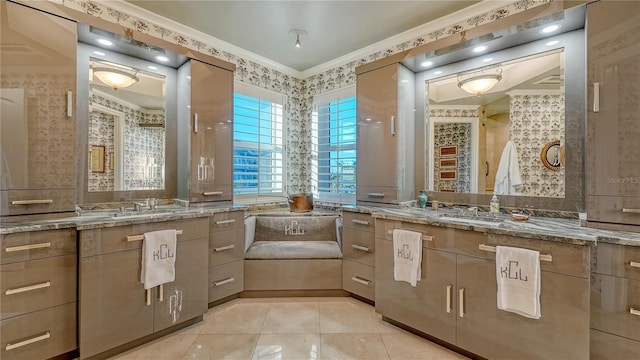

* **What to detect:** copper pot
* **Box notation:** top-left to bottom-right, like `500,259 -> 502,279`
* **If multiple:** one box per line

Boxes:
288,193 -> 313,212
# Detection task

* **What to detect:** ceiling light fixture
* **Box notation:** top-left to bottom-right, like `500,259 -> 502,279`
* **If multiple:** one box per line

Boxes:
473,45 -> 488,53
482,57 -> 493,63
541,24 -> 560,33
97,39 -> 113,46
421,61 -> 433,67
289,29 -> 307,48
93,67 -> 139,91
93,51 -> 106,56
457,67 -> 502,96
545,40 -> 560,46
156,55 -> 169,62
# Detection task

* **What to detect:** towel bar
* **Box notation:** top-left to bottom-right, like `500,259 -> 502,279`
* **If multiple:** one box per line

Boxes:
387,229 -> 433,241
127,230 -> 183,242
478,244 -> 552,262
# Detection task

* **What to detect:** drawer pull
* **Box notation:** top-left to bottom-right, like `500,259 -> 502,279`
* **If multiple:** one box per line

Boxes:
6,281 -> 51,295
214,244 -> 235,252
368,193 -> 385,198
127,230 -> 183,242
6,331 -> 51,351
622,208 -> 640,214
214,277 -> 235,287
630,261 -> 640,268
215,219 -> 236,225
630,308 -> 640,316
459,288 -> 465,318
351,276 -> 371,286
446,284 -> 452,314
159,284 -> 164,302
351,244 -> 370,252
351,219 -> 370,225
5,242 -> 51,253
203,191 -> 223,196
10,199 -> 53,205
386,230 -> 433,241
478,244 -> 552,262
146,289 -> 151,306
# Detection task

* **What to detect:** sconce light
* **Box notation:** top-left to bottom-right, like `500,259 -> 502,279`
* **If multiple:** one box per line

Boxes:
289,29 -> 306,48
93,67 -> 139,91
457,67 -> 502,96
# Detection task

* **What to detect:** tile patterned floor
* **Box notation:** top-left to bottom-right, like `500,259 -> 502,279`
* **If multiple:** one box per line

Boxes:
108,297 -> 469,360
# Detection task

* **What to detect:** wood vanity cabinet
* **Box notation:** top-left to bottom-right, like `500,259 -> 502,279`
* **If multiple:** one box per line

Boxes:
78,218 -> 208,359
375,219 -> 590,359
355,62 -> 415,205
586,0 -> 640,229
590,243 -> 640,359
0,1 -> 77,215
178,59 -> 234,203
342,212 -> 376,301
0,228 -> 77,360
208,210 -> 245,303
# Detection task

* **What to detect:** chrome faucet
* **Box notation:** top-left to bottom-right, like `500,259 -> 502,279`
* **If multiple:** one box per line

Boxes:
468,206 -> 479,217
134,202 -> 146,212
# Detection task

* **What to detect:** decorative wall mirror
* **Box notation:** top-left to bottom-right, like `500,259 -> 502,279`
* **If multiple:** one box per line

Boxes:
541,140 -> 563,171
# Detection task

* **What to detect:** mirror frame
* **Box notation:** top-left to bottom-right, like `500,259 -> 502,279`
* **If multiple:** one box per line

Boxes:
415,27 -> 585,212
77,42 -> 178,204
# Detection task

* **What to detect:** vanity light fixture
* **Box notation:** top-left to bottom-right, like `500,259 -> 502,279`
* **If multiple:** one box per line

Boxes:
457,67 -> 502,96
289,29 -> 306,48
93,67 -> 139,91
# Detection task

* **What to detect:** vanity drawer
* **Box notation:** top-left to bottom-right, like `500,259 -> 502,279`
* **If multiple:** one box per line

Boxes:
375,219 -> 459,251
343,260 -> 374,301
208,261 -> 244,302
343,212 -> 375,232
590,329 -> 640,360
1,255 -> 76,320
210,210 -> 244,232
591,273 -> 640,341
342,227 -> 375,266
80,217 -> 209,257
0,302 -> 76,360
1,189 -> 76,216
595,243 -> 640,280
0,229 -> 76,265
587,195 -> 640,227
209,228 -> 244,266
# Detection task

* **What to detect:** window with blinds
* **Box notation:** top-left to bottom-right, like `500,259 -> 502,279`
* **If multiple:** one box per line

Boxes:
233,83 -> 286,200
311,87 -> 356,204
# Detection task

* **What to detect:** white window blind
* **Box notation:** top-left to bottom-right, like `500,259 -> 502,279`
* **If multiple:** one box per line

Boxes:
311,86 -> 356,204
233,82 -> 286,201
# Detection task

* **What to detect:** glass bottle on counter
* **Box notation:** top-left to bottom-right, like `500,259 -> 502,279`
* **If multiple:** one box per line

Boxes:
417,190 -> 428,209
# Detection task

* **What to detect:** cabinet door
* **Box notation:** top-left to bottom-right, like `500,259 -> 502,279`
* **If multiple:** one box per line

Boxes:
456,255 -> 589,360
587,1 -> 640,222
591,273 -> 640,342
189,60 -> 233,202
154,238 -> 208,331
79,249 -> 153,358
356,64 -> 398,202
0,1 -> 76,215
375,239 -> 457,344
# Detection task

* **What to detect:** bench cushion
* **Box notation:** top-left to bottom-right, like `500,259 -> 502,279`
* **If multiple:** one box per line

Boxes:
245,240 -> 343,260
254,216 -> 339,242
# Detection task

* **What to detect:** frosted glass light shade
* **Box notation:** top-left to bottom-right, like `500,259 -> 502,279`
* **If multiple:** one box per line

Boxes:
458,74 -> 501,96
93,68 -> 139,90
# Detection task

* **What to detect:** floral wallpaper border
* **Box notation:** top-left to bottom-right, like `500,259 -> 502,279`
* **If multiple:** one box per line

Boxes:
54,0 -> 552,195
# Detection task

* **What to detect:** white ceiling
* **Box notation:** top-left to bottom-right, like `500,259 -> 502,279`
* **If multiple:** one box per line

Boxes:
125,1 -> 480,72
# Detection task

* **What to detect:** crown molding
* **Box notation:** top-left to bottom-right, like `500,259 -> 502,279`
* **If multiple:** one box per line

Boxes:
102,0 -> 302,78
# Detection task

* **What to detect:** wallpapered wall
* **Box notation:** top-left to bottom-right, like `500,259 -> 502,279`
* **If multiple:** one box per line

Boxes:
433,123 -> 472,193
89,93 -> 165,191
58,0 -> 551,195
509,93 -> 565,198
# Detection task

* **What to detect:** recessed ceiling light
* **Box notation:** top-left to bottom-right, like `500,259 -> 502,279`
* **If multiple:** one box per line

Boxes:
541,25 -> 560,33
473,45 -> 487,53
545,40 -> 560,46
400,79 -> 409,83
421,61 -> 433,67
482,57 -> 493,63
433,71 -> 443,75
148,65 -> 158,70
156,55 -> 169,62
186,76 -> 191,80
93,51 -> 106,56
97,39 -> 113,46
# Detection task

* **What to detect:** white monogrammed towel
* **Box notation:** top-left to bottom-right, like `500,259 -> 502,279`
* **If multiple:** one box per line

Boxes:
141,229 -> 177,290
393,229 -> 422,287
496,245 -> 541,319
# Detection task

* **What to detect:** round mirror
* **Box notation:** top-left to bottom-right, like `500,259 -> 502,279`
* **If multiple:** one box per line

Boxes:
540,140 -> 563,171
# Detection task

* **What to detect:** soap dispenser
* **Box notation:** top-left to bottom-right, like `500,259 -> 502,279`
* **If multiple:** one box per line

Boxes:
490,193 -> 500,216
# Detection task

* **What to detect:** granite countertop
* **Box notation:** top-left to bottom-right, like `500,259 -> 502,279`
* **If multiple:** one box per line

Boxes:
343,206 -> 640,247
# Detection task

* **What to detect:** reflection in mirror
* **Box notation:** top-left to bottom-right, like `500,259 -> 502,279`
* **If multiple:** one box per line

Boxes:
427,50 -> 565,197
88,58 -> 166,191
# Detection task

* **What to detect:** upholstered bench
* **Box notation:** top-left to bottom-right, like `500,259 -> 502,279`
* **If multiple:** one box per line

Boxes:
244,215 -> 343,291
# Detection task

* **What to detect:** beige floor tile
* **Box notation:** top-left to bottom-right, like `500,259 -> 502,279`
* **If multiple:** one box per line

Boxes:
177,321 -> 205,335
252,334 -> 322,360
271,296 -> 319,303
320,333 -> 390,360
201,302 -> 269,334
318,302 -> 378,333
381,333 -> 469,360
373,313 -> 404,334
108,334 -> 197,360
182,334 -> 258,360
261,302 -> 320,334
